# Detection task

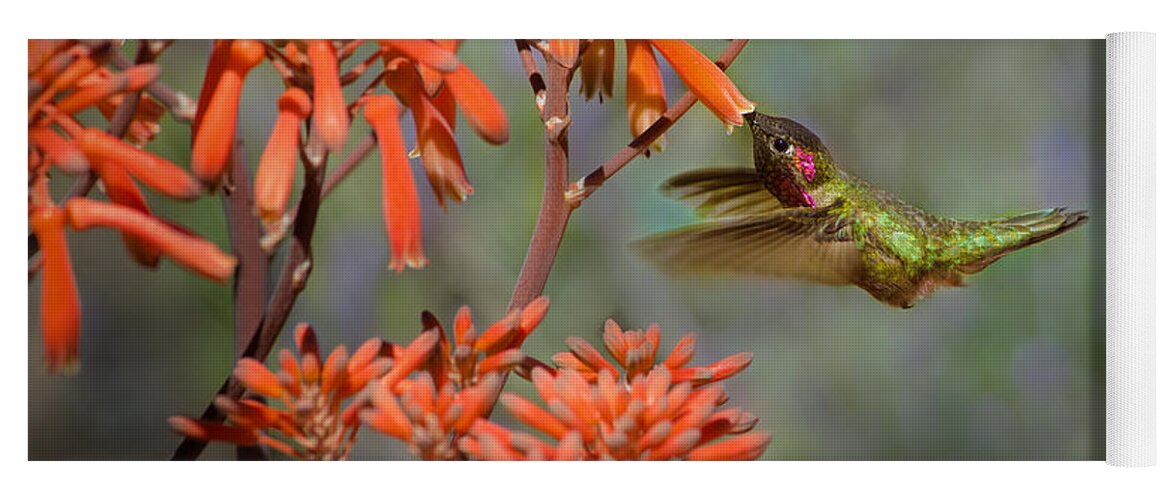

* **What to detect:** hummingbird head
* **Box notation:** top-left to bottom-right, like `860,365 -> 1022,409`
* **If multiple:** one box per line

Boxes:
746,112 -> 836,208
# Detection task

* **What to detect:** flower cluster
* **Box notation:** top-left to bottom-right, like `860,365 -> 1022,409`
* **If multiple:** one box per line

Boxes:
234,39 -> 510,268
360,297 -> 549,459
459,320 -> 770,460
28,40 -> 512,372
169,324 -> 391,460
567,39 -> 755,150
28,40 -> 235,371
169,301 -> 768,461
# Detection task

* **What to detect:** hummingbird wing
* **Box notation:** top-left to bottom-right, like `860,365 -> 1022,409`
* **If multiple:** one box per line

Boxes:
636,202 -> 863,285
661,167 -> 785,218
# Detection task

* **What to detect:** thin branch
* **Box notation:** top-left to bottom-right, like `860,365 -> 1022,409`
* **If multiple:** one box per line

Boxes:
567,39 -> 749,204
107,49 -> 196,123
506,49 -> 574,311
171,146 -> 329,460
221,139 -> 269,357
514,40 -> 547,112
323,134 -> 377,197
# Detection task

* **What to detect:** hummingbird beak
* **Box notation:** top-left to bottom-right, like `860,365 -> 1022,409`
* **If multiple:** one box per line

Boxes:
743,110 -> 758,129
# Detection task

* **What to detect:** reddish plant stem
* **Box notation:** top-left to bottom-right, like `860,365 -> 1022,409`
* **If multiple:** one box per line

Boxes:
506,40 -> 749,309
322,134 -> 377,197
221,139 -> 269,357
568,39 -> 749,203
171,143 -> 329,460
506,48 -> 573,311
514,40 -> 547,112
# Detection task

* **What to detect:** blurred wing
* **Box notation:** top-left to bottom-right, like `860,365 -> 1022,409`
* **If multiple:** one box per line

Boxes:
662,167 -> 785,218
636,204 -> 863,285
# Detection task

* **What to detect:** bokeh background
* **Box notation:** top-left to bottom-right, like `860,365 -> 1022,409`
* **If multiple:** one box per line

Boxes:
28,40 -> 1104,460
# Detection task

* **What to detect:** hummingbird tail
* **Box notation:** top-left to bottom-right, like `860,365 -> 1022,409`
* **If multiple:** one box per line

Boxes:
1002,207 -> 1089,246
957,208 -> 1088,274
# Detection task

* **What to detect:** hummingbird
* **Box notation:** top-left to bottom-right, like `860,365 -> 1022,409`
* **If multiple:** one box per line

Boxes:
637,111 -> 1088,309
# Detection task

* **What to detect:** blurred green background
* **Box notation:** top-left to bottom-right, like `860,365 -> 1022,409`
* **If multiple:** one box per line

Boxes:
28,40 -> 1104,460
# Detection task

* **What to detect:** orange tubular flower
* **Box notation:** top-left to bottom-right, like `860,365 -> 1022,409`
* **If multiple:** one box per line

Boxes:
380,40 -> 460,73
254,87 -> 312,227
361,297 -> 550,460
306,40 -> 349,152
87,157 -> 161,267
576,39 -> 755,145
28,42 -> 236,373
415,40 -> 461,96
383,58 -> 473,207
76,128 -> 202,201
648,40 -> 756,130
65,198 -> 237,283
191,39 -> 265,188
458,322 -> 769,461
441,63 -> 509,145
54,63 -> 160,115
170,324 -> 391,460
30,207 -> 80,372
29,126 -> 88,174
625,40 -> 668,152
578,39 -> 615,102
364,95 -> 425,272
29,45 -> 100,120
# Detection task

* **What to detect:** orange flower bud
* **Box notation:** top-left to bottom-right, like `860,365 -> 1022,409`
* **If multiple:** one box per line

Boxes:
54,63 -> 160,115
28,40 -> 71,76
76,128 -> 202,200
687,431 -> 771,461
192,40 -> 232,136
442,63 -> 509,145
384,60 -> 472,207
255,87 -> 312,225
548,39 -> 580,68
64,198 -> 237,283
364,95 -> 426,272
415,40 -> 461,96
648,40 -> 755,129
191,39 -> 265,188
89,158 -> 162,268
29,126 -> 89,174
380,40 -> 460,72
625,40 -> 668,150
30,207 -> 81,372
307,40 -> 349,152
29,46 -> 98,119
168,417 -> 259,447
234,358 -> 285,400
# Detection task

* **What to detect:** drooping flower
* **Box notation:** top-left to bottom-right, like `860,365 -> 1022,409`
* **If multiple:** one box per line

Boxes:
360,297 -> 549,460
247,40 -> 510,268
364,95 -> 425,271
352,41 -> 509,270
28,41 -> 234,372
574,39 -> 755,146
170,324 -> 390,460
578,39 -> 615,102
458,322 -> 769,461
254,87 -> 312,232
625,40 -> 668,152
306,40 -> 348,152
190,39 -> 266,189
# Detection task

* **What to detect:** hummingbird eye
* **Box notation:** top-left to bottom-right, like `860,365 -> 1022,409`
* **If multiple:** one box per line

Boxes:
772,138 -> 792,155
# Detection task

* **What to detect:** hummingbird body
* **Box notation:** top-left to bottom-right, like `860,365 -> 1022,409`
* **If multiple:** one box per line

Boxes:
639,112 -> 1087,308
